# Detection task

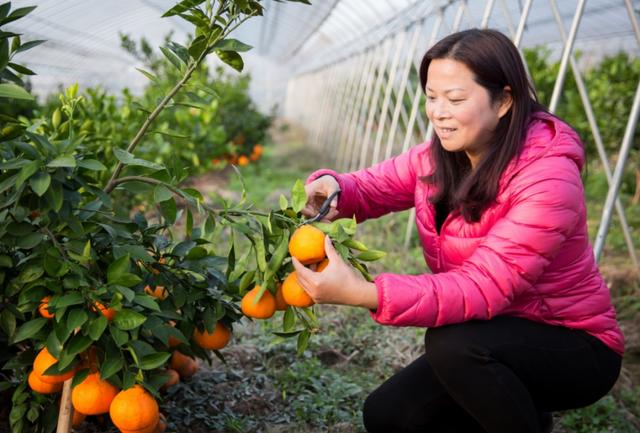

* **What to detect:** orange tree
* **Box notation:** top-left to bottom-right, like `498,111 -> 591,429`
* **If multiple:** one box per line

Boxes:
0,1 -> 386,432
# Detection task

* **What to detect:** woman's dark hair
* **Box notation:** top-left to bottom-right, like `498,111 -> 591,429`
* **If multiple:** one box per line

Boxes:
419,28 -> 547,222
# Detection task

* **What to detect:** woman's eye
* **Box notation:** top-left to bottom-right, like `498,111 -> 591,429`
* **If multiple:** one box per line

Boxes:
426,95 -> 436,101
449,99 -> 464,104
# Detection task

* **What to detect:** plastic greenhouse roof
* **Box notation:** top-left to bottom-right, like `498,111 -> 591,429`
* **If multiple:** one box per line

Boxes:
8,0 -> 639,113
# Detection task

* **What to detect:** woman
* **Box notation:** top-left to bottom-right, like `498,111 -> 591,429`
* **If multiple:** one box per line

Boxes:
291,29 -> 624,433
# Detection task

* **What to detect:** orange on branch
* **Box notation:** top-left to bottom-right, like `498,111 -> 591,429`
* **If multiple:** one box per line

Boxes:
71,372 -> 119,415
282,271 -> 314,308
238,155 -> 250,166
28,371 -> 62,394
38,296 -> 54,319
193,322 -> 231,350
170,351 -> 198,379
144,285 -> 168,300
241,286 -> 276,319
110,385 -> 159,433
93,301 -> 117,321
160,369 -> 180,391
33,347 -> 75,384
289,225 -> 326,265
274,283 -> 288,311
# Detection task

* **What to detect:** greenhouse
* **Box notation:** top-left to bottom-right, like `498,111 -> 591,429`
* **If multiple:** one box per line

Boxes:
0,0 -> 639,432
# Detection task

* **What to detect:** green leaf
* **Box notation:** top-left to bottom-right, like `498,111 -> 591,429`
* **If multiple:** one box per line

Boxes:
87,316 -> 108,341
133,294 -> 160,312
283,307 -> 295,332
342,238 -> 368,251
0,309 -> 16,338
28,171 -> 50,196
100,356 -> 123,380
110,326 -> 129,346
77,159 -> 107,171
8,63 -> 35,75
0,255 -> 11,267
135,67 -> 157,82
12,39 -> 45,55
291,179 -> 306,213
67,309 -> 88,330
47,154 -> 76,168
297,329 -> 310,355
53,292 -> 84,309
162,0 -> 206,17
110,273 -> 142,288
113,309 -> 147,331
216,50 -> 244,72
107,254 -> 130,284
139,352 -> 171,370
279,194 -> 288,211
160,198 -> 177,225
15,160 -> 38,187
356,250 -> 387,261
113,148 -> 164,170
211,39 -> 252,52
154,185 -> 173,202
16,232 -> 43,249
65,334 -> 92,356
0,82 -> 33,100
160,46 -> 184,70
12,318 -> 47,343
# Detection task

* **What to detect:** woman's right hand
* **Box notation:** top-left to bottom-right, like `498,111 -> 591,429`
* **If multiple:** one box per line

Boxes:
302,175 -> 341,222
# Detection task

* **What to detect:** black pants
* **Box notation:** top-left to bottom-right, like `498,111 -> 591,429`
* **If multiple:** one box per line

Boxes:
363,316 -> 622,433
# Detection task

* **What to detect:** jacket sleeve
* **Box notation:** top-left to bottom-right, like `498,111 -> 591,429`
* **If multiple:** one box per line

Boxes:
306,144 -> 426,222
370,156 -> 583,327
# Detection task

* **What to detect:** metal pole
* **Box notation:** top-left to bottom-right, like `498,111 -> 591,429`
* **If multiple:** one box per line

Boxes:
549,0 -> 638,267
338,48 -> 377,170
513,0 -> 533,48
548,0 -> 586,113
481,0 -> 497,28
357,37 -> 393,169
384,21 -> 424,161
372,30 -> 407,164
594,81 -> 640,262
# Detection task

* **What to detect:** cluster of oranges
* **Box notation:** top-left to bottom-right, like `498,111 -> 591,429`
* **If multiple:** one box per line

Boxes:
240,225 -> 328,320
27,347 -> 166,433
211,143 -> 263,167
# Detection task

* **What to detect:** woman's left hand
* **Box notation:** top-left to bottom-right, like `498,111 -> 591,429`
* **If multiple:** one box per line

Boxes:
291,236 -> 379,309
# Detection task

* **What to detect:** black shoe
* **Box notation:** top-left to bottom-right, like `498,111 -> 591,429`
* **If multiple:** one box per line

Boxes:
539,412 -> 553,433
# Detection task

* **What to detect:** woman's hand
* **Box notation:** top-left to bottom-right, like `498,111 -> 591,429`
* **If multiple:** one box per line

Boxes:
302,175 -> 340,222
291,236 -> 379,310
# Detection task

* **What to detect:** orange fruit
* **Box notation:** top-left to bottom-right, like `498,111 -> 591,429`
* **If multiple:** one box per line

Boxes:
28,371 -> 62,394
144,285 -> 168,300
241,286 -> 276,319
39,296 -> 54,319
193,322 -> 231,350
110,385 -> 159,433
160,369 -> 180,391
315,258 -> 329,272
289,225 -> 326,265
282,271 -> 314,308
170,351 -> 198,379
33,347 -> 75,384
167,335 -> 182,348
93,301 -> 117,321
71,372 -> 119,415
274,283 -> 287,311
238,155 -> 250,166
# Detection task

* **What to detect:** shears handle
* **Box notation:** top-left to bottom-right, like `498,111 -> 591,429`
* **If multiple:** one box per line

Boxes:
305,189 -> 341,224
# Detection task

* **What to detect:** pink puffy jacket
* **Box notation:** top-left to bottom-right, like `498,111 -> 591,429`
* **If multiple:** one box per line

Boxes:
309,111 -> 624,355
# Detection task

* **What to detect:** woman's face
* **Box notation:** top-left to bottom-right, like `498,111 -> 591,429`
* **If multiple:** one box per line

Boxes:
425,58 -> 511,167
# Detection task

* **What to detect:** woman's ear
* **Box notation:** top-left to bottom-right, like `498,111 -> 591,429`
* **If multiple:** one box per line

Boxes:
498,85 -> 513,118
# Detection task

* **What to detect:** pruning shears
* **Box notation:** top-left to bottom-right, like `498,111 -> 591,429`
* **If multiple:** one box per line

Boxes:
301,189 -> 341,225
